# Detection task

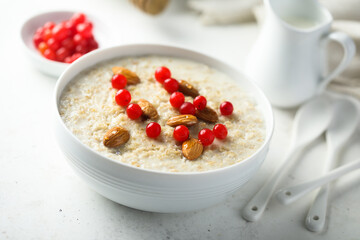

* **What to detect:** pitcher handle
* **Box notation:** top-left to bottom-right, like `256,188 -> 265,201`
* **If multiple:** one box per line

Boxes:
318,32 -> 356,93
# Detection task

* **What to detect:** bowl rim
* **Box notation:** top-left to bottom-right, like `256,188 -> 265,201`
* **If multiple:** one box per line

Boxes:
54,43 -> 274,176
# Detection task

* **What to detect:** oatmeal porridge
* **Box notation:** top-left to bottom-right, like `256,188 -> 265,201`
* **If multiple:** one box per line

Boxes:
59,56 -> 265,172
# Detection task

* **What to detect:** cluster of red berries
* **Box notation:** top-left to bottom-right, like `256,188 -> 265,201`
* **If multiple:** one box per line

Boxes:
173,124 -> 228,146
113,66 -> 235,144
155,66 -> 234,146
112,74 -> 161,139
33,13 -> 99,63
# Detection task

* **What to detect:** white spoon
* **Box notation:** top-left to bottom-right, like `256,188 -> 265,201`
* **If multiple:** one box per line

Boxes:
276,97 -> 359,232
242,94 -> 334,222
276,158 -> 360,205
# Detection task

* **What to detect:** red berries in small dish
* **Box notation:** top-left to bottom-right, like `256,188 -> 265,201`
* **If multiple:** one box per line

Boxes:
173,125 -> 190,142
169,92 -> 185,108
33,12 -> 99,63
126,103 -> 142,120
220,101 -> 234,116
198,128 -> 215,146
155,66 -> 171,84
146,122 -> 161,138
213,124 -> 228,140
179,102 -> 196,115
193,95 -> 207,110
115,89 -> 131,106
111,74 -> 127,89
163,78 -> 179,93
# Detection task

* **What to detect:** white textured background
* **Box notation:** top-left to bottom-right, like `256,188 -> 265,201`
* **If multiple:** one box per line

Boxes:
1,1 -> 360,239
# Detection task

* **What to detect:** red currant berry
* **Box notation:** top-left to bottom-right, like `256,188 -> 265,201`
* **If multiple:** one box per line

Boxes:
38,42 -> 48,54
33,33 -> 43,47
61,37 -> 75,51
198,128 -> 215,146
56,47 -> 70,62
43,21 -> 55,30
64,57 -> 72,63
47,38 -> 61,51
65,53 -> 83,63
163,78 -> 179,93
35,27 -> 45,36
126,103 -> 142,120
73,33 -> 87,46
115,89 -> 131,106
71,12 -> 86,25
42,28 -> 52,41
169,92 -> 185,108
70,53 -> 83,62
213,124 -> 228,140
111,74 -> 127,89
146,122 -> 161,138
87,37 -> 99,51
173,125 -> 189,142
76,22 -> 93,38
52,23 -> 68,41
193,95 -> 207,110
154,66 -> 171,84
75,44 -> 89,54
43,49 -> 56,60
64,20 -> 76,37
179,102 -> 196,115
220,101 -> 234,116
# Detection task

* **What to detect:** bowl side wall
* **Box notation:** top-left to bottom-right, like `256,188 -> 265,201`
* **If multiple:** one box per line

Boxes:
53,44 -> 273,212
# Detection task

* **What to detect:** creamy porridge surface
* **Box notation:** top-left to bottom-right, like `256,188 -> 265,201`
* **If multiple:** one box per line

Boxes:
59,56 -> 265,172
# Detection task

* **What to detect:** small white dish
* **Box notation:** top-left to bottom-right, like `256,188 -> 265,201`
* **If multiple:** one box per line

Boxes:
20,10 -> 112,77
53,44 -> 274,213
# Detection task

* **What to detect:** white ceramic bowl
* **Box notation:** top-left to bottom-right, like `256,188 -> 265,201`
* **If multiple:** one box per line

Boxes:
20,10 -> 112,77
53,44 -> 274,213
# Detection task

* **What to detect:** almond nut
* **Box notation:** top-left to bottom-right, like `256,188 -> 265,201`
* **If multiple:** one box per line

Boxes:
103,126 -> 130,148
182,138 -> 203,160
166,115 -> 198,127
196,106 -> 218,123
112,67 -> 140,85
178,80 -> 199,98
138,99 -> 159,120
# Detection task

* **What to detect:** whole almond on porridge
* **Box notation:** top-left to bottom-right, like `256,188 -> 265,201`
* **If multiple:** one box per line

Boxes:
167,115 -> 198,127
178,80 -> 199,98
112,66 -> 140,85
196,106 -> 218,123
137,99 -> 159,119
60,56 -> 266,172
182,138 -> 203,160
103,126 -> 130,148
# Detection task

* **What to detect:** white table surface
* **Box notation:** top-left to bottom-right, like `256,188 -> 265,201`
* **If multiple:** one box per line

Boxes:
1,1 -> 360,239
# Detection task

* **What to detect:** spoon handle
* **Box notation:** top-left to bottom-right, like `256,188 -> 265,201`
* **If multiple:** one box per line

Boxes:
276,159 -> 360,205
242,147 -> 298,222
305,185 -> 330,232
305,151 -> 337,232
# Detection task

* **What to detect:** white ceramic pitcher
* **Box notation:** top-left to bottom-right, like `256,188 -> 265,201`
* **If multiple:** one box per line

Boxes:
245,0 -> 356,108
